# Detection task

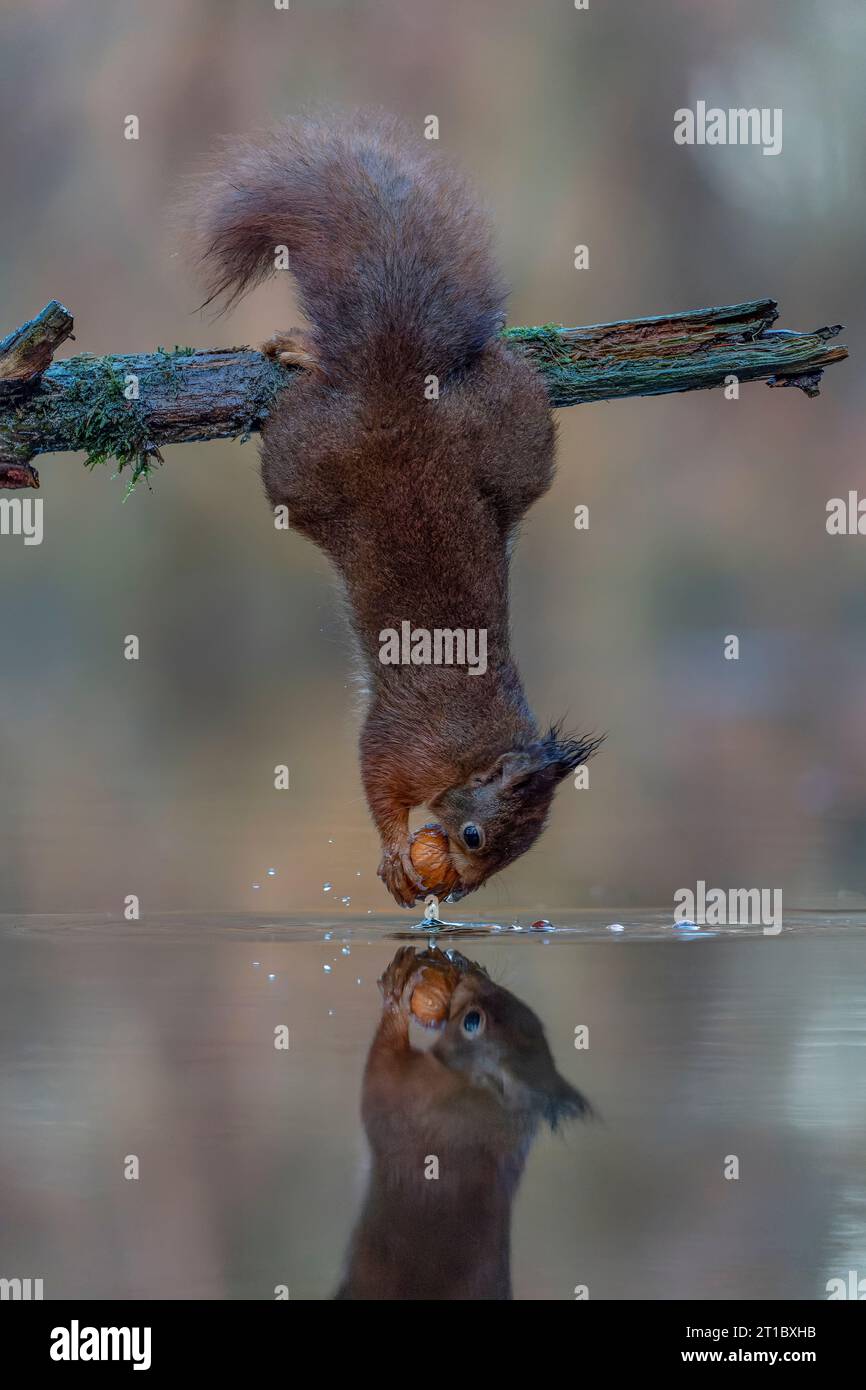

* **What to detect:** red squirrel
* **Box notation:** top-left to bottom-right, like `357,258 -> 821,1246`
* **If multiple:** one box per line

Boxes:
187,112 -> 601,906
335,946 -> 589,1300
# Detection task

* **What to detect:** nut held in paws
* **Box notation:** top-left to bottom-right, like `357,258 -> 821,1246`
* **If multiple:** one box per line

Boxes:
408,825 -> 460,894
410,955 -> 460,1027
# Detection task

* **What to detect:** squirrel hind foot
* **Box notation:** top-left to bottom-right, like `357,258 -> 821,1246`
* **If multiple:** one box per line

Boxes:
261,329 -> 320,371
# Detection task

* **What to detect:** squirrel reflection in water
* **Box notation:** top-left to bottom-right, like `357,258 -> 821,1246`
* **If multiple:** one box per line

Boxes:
336,946 -> 591,1300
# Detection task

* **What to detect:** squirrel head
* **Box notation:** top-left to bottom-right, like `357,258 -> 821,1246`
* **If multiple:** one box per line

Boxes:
432,952 -> 590,1129
428,728 -> 603,900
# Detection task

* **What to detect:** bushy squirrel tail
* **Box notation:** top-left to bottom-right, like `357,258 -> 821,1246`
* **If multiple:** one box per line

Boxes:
186,111 -> 507,389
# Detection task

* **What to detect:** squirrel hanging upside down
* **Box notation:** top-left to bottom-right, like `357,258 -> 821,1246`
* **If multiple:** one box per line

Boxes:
187,112 -> 601,906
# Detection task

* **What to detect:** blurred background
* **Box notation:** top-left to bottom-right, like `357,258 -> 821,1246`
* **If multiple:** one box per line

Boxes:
1,0 -> 865,1307
0,0 -> 864,918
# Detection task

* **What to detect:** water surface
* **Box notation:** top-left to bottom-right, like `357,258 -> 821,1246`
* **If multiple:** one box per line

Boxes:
1,912 -> 864,1299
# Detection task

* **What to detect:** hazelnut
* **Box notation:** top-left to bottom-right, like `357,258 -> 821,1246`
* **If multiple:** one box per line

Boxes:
409,824 -> 460,895
410,954 -> 460,1028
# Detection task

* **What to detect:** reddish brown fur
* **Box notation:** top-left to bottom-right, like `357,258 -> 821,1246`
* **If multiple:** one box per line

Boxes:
187,112 -> 601,906
336,946 -> 589,1300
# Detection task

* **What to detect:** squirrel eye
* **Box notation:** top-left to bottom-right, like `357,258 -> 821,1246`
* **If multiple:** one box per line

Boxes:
462,1009 -> 485,1036
461,822 -> 483,851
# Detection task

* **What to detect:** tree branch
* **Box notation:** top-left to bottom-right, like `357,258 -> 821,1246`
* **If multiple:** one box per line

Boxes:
0,298 -> 848,490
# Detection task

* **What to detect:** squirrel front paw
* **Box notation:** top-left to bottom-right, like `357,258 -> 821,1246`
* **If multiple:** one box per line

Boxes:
378,842 -> 425,908
378,946 -> 426,1011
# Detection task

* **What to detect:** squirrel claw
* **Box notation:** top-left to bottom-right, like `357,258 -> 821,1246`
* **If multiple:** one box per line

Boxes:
378,946 -> 424,1008
378,843 -> 425,908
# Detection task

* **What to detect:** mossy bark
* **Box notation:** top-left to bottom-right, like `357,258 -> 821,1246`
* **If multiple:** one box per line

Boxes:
0,298 -> 848,491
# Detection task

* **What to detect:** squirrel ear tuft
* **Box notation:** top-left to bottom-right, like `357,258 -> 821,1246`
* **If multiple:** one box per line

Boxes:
540,726 -> 606,783
473,729 -> 604,791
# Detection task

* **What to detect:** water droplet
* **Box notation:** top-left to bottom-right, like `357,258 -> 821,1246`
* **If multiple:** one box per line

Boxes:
607,923 -> 625,933
328,838 -> 334,844
323,883 -> 333,893
356,871 -> 361,877
252,960 -> 261,967
328,1009 -> 335,1017
267,973 -> 276,981
356,977 -> 362,985
267,868 -> 276,877
252,884 -> 260,891
341,896 -> 351,905
324,931 -> 332,940
341,946 -> 351,956
323,964 -> 332,974
674,920 -> 700,931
